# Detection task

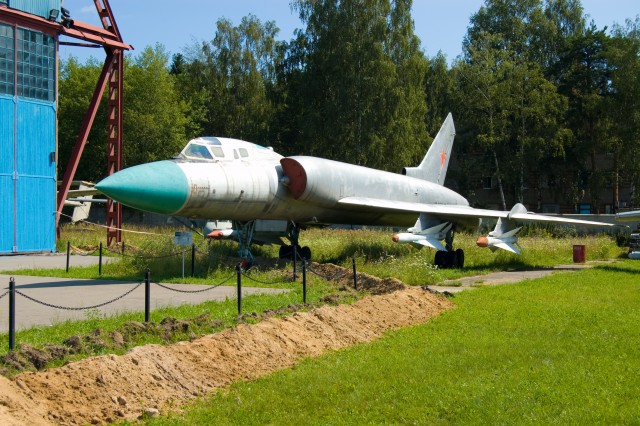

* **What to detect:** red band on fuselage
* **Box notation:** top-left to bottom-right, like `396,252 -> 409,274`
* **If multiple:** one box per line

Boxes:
280,158 -> 308,199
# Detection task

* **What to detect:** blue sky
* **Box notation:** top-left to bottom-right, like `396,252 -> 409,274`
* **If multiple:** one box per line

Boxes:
60,0 -> 639,63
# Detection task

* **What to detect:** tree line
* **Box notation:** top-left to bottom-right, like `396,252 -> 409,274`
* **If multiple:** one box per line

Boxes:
57,0 -> 640,212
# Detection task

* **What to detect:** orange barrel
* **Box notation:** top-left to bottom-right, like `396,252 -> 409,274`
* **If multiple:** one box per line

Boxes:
573,245 -> 586,263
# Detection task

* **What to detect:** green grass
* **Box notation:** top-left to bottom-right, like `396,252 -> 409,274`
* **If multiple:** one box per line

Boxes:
143,261 -> 640,425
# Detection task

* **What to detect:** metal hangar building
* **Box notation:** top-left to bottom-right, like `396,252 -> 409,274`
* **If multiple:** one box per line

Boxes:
0,0 -> 130,254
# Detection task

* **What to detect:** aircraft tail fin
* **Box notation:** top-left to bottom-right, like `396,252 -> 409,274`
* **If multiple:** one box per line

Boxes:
402,112 -> 455,185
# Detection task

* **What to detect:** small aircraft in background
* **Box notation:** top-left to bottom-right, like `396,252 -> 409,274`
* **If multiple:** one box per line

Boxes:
96,113 -> 617,268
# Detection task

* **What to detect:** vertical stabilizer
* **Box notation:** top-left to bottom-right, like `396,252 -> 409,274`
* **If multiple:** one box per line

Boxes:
402,112 -> 455,185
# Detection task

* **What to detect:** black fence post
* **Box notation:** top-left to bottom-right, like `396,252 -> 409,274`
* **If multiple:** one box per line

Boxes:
292,245 -> 297,282
302,259 -> 307,304
191,243 -> 195,277
98,242 -> 103,276
66,241 -> 71,272
9,277 -> 15,351
352,257 -> 357,290
144,269 -> 151,323
236,263 -> 242,315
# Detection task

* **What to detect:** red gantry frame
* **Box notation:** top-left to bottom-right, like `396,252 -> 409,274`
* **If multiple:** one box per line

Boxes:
56,0 -> 132,247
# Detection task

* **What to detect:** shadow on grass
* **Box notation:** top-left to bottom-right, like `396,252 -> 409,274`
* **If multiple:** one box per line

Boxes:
593,263 -> 640,275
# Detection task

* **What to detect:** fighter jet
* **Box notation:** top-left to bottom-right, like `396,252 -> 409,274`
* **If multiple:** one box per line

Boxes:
95,113 -> 616,268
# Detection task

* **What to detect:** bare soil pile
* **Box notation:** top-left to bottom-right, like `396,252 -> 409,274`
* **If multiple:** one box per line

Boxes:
0,266 -> 453,425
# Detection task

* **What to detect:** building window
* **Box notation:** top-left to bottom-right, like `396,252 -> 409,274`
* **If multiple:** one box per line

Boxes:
578,203 -> 591,214
482,176 -> 493,190
17,28 -> 55,102
0,23 -> 14,96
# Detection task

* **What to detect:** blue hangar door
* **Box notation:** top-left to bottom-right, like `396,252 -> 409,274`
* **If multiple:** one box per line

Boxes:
0,24 -> 57,253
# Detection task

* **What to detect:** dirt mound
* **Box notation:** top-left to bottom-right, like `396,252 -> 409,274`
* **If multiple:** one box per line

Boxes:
0,282 -> 453,425
309,262 -> 407,294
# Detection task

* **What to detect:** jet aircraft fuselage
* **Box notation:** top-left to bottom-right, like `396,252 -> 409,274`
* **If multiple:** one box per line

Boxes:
97,136 -> 473,229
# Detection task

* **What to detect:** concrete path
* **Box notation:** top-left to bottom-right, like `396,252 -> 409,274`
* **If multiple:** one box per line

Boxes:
0,255 -> 288,332
427,263 -> 591,294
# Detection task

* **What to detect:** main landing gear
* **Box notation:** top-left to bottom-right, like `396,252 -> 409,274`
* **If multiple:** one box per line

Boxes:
278,223 -> 312,260
434,228 -> 465,269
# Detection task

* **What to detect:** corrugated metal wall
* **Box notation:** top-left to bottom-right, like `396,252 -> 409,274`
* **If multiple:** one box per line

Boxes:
15,99 -> 56,252
6,0 -> 63,20
0,96 -> 14,252
0,23 -> 57,253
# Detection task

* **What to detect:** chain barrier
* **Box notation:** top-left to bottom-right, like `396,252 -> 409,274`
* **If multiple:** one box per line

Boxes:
0,290 -> 9,300
14,283 -> 143,311
153,274 -> 236,294
69,245 -> 100,256
58,212 -> 171,237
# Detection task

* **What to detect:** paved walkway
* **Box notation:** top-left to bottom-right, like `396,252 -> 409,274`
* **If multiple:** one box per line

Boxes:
0,255 -> 287,332
427,263 -> 591,294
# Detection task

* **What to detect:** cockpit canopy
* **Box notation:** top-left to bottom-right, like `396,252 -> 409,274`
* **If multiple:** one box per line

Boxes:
179,137 -> 282,162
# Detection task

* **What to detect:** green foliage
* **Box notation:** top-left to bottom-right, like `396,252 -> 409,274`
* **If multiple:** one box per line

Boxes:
57,57 -> 107,182
143,262 -> 640,425
289,0 -> 428,170
58,46 -> 196,180
123,45 -> 191,166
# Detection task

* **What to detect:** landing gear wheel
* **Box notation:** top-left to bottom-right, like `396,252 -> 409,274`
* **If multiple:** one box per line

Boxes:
434,251 -> 446,268
300,246 -> 312,260
279,245 -> 293,259
455,249 -> 465,269
447,250 -> 458,268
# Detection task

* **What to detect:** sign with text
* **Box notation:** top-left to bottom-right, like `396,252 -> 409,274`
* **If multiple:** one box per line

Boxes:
174,231 -> 193,247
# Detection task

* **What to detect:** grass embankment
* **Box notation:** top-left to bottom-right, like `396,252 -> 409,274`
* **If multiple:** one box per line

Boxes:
144,261 -> 640,425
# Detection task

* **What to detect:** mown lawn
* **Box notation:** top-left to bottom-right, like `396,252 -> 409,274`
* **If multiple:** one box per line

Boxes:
144,261 -> 640,425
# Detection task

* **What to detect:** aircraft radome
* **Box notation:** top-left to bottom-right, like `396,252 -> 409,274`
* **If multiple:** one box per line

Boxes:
95,113 -> 618,268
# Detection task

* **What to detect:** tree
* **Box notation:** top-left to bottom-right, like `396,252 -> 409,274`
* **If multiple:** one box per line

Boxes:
607,17 -> 640,207
457,0 -> 571,209
123,44 -> 192,167
58,46 -> 194,181
555,26 -> 613,212
290,0 -> 428,170
57,57 -> 107,182
179,15 -> 281,146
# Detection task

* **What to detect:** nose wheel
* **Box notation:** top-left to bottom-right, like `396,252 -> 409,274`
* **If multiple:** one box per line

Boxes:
278,244 -> 311,260
277,222 -> 312,260
434,228 -> 464,268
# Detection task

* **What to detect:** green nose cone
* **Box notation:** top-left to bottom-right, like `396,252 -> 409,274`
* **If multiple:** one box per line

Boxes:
96,161 -> 188,215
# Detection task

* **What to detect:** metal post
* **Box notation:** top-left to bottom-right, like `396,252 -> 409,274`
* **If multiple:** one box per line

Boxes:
293,245 -> 297,282
144,269 -> 150,323
352,257 -> 357,290
181,248 -> 185,280
9,277 -> 15,351
66,241 -> 71,272
98,242 -> 103,276
236,263 -> 242,315
191,243 -> 195,277
302,259 -> 307,304
121,241 -> 125,256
